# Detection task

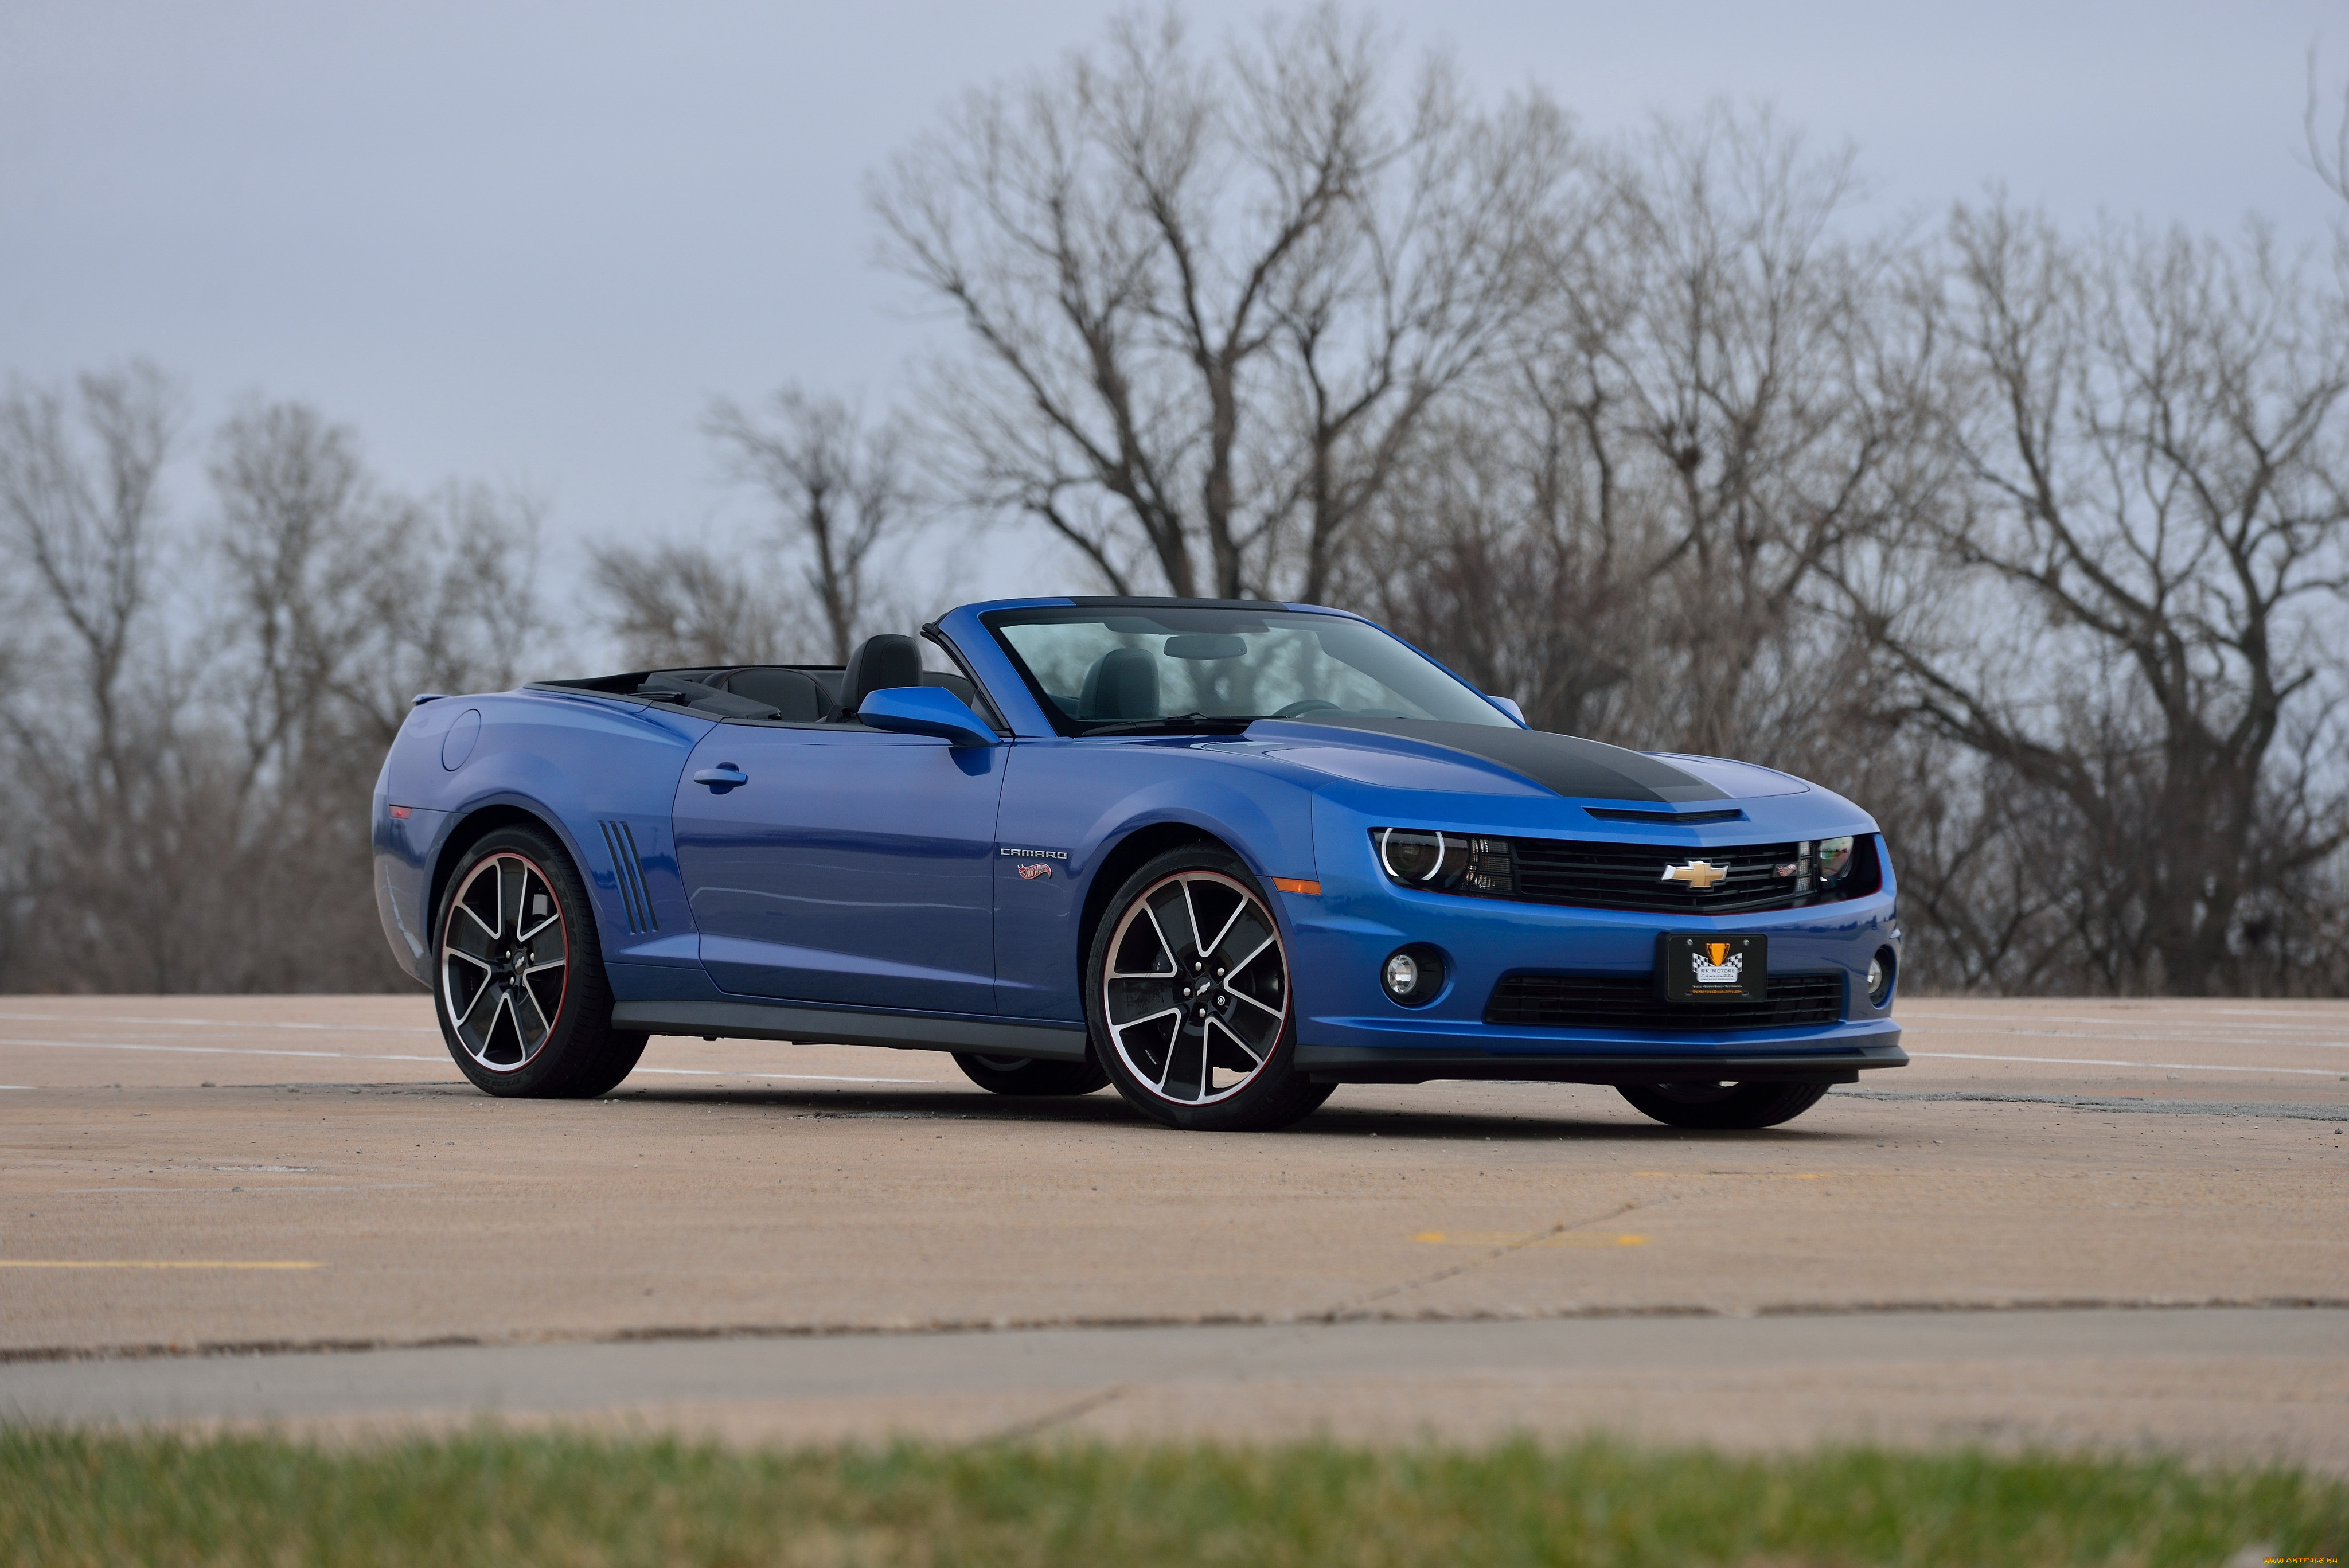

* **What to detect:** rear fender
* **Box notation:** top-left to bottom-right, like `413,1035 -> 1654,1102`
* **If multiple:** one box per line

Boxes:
374,692 -> 708,981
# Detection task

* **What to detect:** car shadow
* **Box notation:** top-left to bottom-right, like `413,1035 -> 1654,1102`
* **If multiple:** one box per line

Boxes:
579,1081 -> 1867,1144
1292,1100 -> 1865,1144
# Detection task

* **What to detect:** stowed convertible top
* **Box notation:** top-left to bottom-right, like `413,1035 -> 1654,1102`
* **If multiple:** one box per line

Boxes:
533,634 -> 990,728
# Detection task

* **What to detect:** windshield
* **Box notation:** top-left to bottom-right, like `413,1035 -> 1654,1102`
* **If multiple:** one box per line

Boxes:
982,605 -> 1515,735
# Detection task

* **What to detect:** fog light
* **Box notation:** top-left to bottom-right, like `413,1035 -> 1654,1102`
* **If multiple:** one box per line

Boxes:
1381,945 -> 1445,1007
1867,947 -> 1895,1007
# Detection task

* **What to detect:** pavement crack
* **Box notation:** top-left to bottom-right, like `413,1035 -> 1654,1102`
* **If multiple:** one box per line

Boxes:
1323,1199 -> 1652,1321
1833,1089 -> 2349,1121
5,1296 -> 2344,1366
984,1384 -> 1131,1443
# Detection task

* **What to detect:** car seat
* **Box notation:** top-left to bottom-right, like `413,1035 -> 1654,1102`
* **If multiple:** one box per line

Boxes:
841,633 -> 926,719
1078,646 -> 1160,721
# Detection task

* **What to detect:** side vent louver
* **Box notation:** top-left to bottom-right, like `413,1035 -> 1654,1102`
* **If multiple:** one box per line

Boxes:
598,820 -> 659,934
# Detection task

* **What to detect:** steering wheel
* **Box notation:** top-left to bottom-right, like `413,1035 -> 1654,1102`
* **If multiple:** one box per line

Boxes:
1274,699 -> 1341,717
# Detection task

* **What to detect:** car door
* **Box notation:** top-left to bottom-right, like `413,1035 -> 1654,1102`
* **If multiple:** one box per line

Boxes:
672,720 -> 1007,1015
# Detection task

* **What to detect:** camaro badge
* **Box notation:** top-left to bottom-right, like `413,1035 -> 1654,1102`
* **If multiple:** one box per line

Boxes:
1660,859 -> 1729,890
1689,942 -> 1744,985
1017,862 -> 1053,880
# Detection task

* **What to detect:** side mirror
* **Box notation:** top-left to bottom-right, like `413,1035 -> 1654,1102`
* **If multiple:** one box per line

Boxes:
858,685 -> 1000,747
1488,695 -> 1527,726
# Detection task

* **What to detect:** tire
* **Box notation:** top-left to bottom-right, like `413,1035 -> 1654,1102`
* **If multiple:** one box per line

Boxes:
1084,845 -> 1334,1132
1616,1080 -> 1831,1130
433,823 -> 646,1098
951,1052 -> 1110,1096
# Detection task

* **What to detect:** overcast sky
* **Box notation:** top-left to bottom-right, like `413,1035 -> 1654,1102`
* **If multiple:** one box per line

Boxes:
5,0 -> 2344,617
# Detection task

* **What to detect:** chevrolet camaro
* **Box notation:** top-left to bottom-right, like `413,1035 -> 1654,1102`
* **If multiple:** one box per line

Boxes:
372,596 -> 1906,1131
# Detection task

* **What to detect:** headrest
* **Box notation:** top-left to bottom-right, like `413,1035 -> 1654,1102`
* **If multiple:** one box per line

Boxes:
1079,646 -> 1160,721
844,633 -> 926,712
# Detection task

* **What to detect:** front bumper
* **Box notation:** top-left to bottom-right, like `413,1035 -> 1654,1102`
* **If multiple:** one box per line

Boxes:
1285,802 -> 1906,1083
1294,1028 -> 1906,1085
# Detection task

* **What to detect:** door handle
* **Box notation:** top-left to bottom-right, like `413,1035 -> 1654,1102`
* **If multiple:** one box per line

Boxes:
692,764 -> 748,790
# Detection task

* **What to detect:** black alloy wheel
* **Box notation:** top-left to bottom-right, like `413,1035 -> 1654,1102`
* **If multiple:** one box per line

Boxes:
1616,1080 -> 1830,1130
434,823 -> 646,1098
1086,845 -> 1333,1132
951,1052 -> 1110,1096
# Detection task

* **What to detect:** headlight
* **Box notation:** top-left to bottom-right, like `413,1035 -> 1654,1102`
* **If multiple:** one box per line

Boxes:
1816,836 -> 1855,886
1374,829 -> 1515,895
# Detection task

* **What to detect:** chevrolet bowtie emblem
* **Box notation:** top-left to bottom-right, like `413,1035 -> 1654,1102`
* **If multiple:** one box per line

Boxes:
1661,859 -> 1730,890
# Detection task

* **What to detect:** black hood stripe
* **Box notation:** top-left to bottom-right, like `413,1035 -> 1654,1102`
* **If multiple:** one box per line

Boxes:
1267,715 -> 1729,803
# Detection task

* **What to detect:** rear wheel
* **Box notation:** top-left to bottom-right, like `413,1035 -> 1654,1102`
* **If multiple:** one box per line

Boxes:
435,824 -> 646,1098
952,1052 -> 1109,1096
1616,1080 -> 1830,1130
1086,846 -> 1333,1132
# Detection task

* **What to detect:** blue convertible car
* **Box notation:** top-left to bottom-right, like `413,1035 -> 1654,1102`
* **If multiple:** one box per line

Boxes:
373,597 -> 1905,1131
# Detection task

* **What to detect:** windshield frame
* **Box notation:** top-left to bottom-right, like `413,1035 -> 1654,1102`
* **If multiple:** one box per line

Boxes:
977,602 -> 1514,738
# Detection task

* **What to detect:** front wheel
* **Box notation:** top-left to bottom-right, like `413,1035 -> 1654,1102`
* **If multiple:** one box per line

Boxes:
435,824 -> 646,1098
1617,1081 -> 1830,1130
951,1052 -> 1109,1096
1085,846 -> 1333,1132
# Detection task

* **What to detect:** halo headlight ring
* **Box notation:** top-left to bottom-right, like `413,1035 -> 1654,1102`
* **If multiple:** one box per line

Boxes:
1378,827 -> 1450,883
1373,829 -> 1515,896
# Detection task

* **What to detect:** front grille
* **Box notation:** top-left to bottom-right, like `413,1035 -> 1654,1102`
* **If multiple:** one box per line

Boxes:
1485,972 -> 1844,1032
1509,836 -> 1866,915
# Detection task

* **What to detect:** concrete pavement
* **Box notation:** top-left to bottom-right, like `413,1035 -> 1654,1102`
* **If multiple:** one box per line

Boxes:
2,996 -> 2344,1460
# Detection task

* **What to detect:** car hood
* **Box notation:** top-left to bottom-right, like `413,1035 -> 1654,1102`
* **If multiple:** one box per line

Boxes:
1244,716 -> 1810,803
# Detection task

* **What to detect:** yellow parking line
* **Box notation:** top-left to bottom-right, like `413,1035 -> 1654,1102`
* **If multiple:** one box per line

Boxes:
1412,1232 -> 1645,1247
1631,1171 -> 1824,1179
0,1259 -> 324,1270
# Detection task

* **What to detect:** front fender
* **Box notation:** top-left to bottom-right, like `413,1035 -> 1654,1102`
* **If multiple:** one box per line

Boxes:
992,739 -> 1319,1021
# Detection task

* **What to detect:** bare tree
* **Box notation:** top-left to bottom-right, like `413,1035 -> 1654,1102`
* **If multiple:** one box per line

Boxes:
1862,205 -> 2349,994
349,482 -> 559,738
1563,109 -> 1931,758
213,407 -> 559,750
0,364 -> 181,797
704,388 -> 907,662
1355,400 -> 1660,738
2308,43 -> 2349,208
0,377 -> 559,993
1359,107 -> 1933,762
873,5 -> 1575,600
0,366 -> 200,988
209,428 -> 557,990
210,400 -> 406,796
590,540 -> 801,668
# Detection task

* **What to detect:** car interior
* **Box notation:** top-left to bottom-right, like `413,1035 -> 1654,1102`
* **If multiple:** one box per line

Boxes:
538,633 -> 997,729
1068,646 -> 1160,722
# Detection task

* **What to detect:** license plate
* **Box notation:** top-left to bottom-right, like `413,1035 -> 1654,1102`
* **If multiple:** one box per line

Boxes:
1659,933 -> 1768,1001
